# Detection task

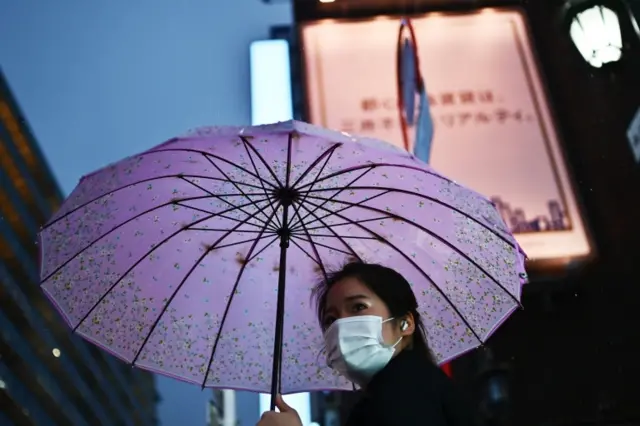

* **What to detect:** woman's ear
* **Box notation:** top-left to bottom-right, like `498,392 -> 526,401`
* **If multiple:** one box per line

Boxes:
401,313 -> 416,336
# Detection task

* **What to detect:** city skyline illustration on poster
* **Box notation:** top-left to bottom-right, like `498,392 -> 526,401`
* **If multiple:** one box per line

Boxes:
301,9 -> 592,261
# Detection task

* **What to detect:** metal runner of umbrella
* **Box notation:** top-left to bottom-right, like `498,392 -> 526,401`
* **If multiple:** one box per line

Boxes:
38,121 -> 527,409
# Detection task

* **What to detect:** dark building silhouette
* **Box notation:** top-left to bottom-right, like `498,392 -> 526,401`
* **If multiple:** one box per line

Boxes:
310,391 -> 341,426
0,69 -> 159,425
490,196 -> 570,234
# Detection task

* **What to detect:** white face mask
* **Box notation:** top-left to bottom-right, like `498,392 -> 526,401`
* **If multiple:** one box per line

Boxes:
324,315 -> 402,386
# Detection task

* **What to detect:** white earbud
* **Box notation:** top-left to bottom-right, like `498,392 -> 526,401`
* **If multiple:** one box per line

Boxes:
400,320 -> 408,331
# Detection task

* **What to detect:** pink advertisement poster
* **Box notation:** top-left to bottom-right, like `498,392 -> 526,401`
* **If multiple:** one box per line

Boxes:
301,9 -> 592,263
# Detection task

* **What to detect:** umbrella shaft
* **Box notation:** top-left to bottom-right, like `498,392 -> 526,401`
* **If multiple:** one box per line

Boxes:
270,205 -> 290,410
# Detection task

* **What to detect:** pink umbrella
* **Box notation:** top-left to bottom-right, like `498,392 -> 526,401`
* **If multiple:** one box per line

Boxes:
38,120 -> 526,408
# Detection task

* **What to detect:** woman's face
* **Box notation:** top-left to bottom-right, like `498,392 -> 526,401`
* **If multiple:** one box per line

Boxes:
322,276 -> 402,346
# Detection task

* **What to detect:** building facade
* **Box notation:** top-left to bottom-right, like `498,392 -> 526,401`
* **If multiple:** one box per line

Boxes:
207,389 -> 237,426
310,391 -> 341,426
0,69 -> 159,426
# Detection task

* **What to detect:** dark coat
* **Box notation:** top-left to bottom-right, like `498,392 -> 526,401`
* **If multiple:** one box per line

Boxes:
345,349 -> 477,426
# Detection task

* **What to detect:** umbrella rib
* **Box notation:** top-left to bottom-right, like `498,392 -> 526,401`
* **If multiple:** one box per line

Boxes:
201,205 -> 281,388
201,234 -> 274,251
288,166 -> 376,231
287,147 -> 339,237
216,214 -> 278,233
156,147 -> 278,190
175,203 -> 278,232
299,185 -> 515,248
189,228 -> 274,234
182,192 -> 265,197
199,156 -> 275,227
289,235 -> 354,257
245,235 -> 280,264
41,195 -> 265,284
42,174 -> 269,230
305,194 -> 521,306
289,238 -> 324,267
295,162 -> 457,191
291,232 -> 380,241
290,190 -> 391,234
240,136 -> 284,188
131,204 -> 275,366
293,203 -> 363,262
303,198 -> 484,344
302,216 -> 392,232
240,137 -> 283,229
289,142 -> 342,189
290,205 -> 329,282
285,132 -> 293,187
70,197 -> 271,331
180,175 -> 273,229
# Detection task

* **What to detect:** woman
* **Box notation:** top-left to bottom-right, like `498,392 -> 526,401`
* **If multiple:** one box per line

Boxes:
258,262 -> 477,426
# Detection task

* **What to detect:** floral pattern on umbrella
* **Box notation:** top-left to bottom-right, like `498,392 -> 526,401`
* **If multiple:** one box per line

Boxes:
39,120 -> 526,394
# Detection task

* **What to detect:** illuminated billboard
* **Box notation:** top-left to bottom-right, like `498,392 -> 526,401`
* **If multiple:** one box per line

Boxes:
301,9 -> 593,265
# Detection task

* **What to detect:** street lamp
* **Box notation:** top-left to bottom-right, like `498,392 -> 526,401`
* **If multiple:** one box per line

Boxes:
566,0 -> 640,68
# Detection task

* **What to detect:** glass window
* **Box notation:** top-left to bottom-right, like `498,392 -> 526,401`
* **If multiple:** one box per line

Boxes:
1,264 -> 132,424
0,361 -> 54,426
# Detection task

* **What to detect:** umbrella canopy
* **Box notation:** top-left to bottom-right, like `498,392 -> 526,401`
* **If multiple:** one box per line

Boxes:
39,120 -> 526,397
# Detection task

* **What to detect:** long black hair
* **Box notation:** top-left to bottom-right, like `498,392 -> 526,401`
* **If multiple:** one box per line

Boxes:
312,261 -> 435,364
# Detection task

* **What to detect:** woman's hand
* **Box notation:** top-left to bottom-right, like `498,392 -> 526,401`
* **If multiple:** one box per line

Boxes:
256,395 -> 303,426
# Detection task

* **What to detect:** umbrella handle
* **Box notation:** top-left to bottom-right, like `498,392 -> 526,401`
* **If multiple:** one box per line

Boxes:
269,206 -> 291,410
